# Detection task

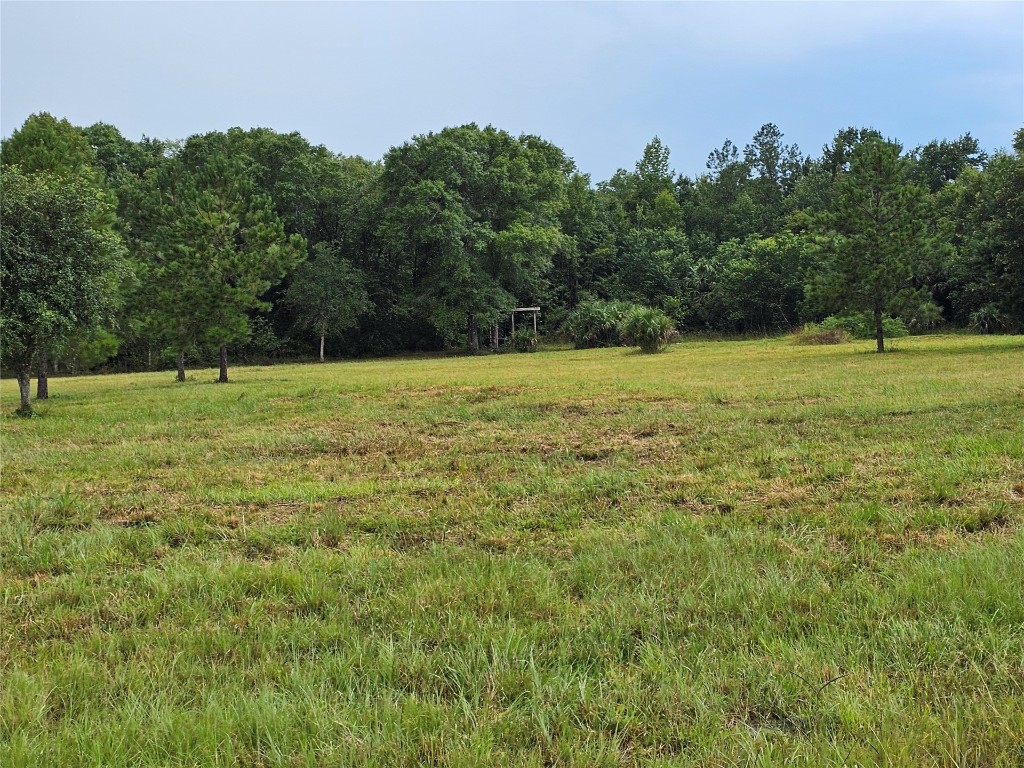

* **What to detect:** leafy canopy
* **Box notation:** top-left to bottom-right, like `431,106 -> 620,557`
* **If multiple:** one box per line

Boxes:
0,166 -> 127,373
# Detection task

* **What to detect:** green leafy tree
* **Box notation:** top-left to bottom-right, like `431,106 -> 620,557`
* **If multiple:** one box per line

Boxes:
908,133 -> 987,193
743,123 -> 805,232
284,243 -> 371,360
706,139 -> 741,178
633,137 -> 677,224
690,143 -> 757,243
806,138 -> 946,352
712,234 -> 811,331
376,125 -> 571,350
2,113 -> 117,397
943,130 -> 1024,328
0,166 -> 126,414
78,124 -> 176,371
595,137 -> 679,235
53,328 -> 122,375
598,227 -> 688,306
548,172 -> 606,310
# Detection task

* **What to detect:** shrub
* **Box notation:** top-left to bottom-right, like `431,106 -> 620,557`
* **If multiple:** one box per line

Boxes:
969,304 -> 1008,334
819,313 -> 909,340
562,300 -> 640,348
792,323 -> 850,345
619,306 -> 678,353
508,328 -> 539,352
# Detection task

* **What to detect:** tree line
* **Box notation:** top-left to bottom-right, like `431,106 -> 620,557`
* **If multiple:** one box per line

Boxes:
2,114 -> 1022,412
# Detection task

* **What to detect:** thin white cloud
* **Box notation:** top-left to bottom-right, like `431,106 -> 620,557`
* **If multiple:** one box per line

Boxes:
599,1 -> 1022,62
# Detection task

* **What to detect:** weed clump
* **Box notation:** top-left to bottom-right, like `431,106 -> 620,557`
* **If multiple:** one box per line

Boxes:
792,324 -> 851,345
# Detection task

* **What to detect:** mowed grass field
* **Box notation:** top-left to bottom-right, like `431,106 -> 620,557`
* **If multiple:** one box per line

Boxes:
2,335 -> 1023,767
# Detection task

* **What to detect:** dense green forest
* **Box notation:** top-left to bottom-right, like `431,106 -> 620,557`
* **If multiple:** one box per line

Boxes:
2,114 -> 1022,387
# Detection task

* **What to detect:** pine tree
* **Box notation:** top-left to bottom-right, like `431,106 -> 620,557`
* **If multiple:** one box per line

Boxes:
807,138 -> 945,352
145,154 -> 306,381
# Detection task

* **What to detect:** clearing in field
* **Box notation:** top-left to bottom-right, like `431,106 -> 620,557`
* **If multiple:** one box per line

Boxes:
1,335 -> 1023,766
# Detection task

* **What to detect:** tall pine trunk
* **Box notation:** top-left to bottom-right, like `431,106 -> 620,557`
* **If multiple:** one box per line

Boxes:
37,344 -> 49,399
218,345 -> 229,383
17,369 -> 32,416
467,312 -> 479,353
874,308 -> 885,353
176,350 -> 186,382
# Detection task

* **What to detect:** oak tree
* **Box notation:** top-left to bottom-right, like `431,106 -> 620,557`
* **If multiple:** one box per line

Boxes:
0,167 -> 126,414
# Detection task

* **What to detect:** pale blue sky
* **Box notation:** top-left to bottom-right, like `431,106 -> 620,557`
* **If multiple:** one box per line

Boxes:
2,1 -> 1021,180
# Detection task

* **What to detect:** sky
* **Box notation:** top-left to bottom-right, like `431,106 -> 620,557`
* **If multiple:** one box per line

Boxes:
1,1 -> 1021,181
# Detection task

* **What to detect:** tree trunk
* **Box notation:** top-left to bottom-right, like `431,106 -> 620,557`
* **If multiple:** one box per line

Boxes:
36,345 -> 49,399
874,308 -> 885,353
17,369 -> 32,416
176,350 -> 186,382
467,312 -> 479,353
319,334 -> 325,363
218,345 -> 229,383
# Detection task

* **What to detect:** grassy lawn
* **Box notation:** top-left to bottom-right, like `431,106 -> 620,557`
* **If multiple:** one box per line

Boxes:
2,334 -> 1023,766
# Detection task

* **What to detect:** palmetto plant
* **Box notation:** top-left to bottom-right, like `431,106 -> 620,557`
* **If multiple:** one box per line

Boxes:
618,306 -> 677,353
562,300 -> 639,348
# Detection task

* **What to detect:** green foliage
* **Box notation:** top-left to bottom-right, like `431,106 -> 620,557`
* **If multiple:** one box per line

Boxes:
562,299 -> 640,348
54,328 -> 122,373
618,305 -> 678,353
1,113 -> 126,395
743,122 -> 805,230
597,227 -> 688,306
820,126 -> 884,179
1,114 -> 1020,367
376,124 -> 572,350
710,234 -> 811,331
284,242 -> 371,357
969,304 -> 1010,334
508,328 -> 540,353
908,133 -> 987,193
806,138 -> 946,351
233,316 -> 287,362
0,166 -> 127,408
943,139 -> 1024,330
141,150 -> 306,372
1,112 -> 100,182
818,313 -> 909,340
